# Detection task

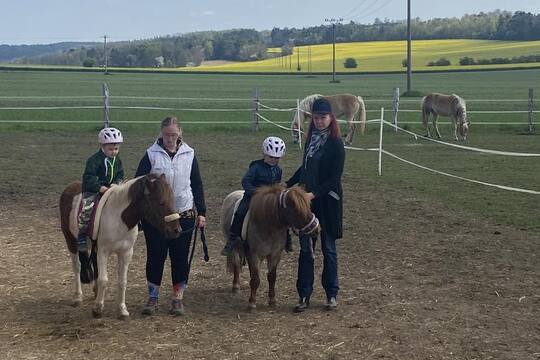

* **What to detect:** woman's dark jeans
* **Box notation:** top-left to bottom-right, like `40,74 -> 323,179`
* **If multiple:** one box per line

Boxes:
296,227 -> 339,301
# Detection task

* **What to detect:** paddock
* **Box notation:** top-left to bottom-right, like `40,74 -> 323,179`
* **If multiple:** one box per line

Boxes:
0,70 -> 539,359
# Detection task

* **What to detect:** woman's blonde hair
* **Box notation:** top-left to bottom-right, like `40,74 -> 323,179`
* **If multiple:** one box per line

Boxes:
160,116 -> 180,129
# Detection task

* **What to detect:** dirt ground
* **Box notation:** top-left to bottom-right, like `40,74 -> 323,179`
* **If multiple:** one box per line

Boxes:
0,184 -> 538,360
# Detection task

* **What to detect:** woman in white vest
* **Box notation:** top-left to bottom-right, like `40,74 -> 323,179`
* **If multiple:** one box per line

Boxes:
135,116 -> 206,316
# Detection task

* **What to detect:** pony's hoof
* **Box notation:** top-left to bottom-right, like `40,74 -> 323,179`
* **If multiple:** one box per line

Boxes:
91,308 -> 103,318
71,294 -> 83,307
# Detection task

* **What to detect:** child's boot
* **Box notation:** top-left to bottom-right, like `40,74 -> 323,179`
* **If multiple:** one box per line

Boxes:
221,233 -> 241,256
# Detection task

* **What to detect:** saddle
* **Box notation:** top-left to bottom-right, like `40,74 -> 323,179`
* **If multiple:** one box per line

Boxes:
77,188 -> 116,240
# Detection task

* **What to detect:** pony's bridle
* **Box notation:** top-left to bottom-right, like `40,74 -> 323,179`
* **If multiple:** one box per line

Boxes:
279,190 -> 319,236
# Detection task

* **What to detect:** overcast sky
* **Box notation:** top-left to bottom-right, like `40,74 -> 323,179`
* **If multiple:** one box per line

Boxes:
2,0 -> 540,45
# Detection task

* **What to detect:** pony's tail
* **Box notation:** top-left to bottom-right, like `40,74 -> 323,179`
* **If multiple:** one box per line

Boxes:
226,251 -> 244,273
357,96 -> 367,134
421,95 -> 430,127
60,181 -> 81,254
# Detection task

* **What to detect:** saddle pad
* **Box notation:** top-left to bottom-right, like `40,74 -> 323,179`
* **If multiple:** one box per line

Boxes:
231,197 -> 251,241
91,186 -> 118,240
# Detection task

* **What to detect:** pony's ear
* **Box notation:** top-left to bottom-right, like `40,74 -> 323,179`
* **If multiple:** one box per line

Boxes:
144,176 -> 155,195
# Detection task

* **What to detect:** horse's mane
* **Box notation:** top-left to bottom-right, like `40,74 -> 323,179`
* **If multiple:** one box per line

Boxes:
250,184 -> 311,230
300,94 -> 323,114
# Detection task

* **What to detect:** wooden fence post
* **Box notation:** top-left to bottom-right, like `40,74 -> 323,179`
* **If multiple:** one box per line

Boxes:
528,88 -> 534,134
102,83 -> 110,128
392,87 -> 400,131
252,88 -> 259,132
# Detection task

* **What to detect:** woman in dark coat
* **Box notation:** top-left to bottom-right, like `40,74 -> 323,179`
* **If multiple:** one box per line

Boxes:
286,97 -> 345,312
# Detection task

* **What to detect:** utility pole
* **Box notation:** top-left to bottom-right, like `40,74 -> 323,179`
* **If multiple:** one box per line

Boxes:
103,35 -> 108,74
406,0 -> 412,92
297,45 -> 301,71
325,18 -> 343,83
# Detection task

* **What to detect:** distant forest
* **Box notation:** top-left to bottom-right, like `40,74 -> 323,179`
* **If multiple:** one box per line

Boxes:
5,10 -> 540,67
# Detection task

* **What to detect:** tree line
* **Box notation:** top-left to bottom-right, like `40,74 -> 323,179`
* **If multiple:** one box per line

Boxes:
9,10 -> 540,67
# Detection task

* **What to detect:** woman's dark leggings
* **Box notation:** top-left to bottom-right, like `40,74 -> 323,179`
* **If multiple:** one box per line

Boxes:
142,217 -> 195,286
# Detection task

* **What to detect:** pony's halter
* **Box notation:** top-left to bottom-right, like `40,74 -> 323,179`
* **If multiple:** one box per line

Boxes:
279,189 -> 319,236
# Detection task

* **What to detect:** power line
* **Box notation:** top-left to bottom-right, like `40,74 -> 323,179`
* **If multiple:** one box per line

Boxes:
351,0 -> 395,23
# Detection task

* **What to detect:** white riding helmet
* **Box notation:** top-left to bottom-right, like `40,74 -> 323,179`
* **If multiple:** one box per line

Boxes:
98,127 -> 123,144
262,136 -> 286,158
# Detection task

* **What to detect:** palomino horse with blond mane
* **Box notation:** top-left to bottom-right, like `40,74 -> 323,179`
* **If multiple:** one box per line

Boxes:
292,93 -> 366,145
59,174 -> 181,319
221,185 -> 320,309
421,93 -> 469,141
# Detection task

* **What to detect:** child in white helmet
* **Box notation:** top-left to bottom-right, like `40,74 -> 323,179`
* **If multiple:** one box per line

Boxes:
221,136 -> 290,256
77,127 -> 125,283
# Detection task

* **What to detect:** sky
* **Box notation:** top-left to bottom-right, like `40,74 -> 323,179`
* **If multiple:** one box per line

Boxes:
1,0 -> 540,45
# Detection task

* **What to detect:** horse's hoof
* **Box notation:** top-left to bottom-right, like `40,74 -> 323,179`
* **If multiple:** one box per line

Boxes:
232,287 -> 240,294
91,308 -> 103,318
71,298 -> 82,307
247,303 -> 256,312
268,300 -> 277,308
118,313 -> 130,321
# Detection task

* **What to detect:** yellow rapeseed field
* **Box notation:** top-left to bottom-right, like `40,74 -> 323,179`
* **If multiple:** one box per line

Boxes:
180,39 -> 540,73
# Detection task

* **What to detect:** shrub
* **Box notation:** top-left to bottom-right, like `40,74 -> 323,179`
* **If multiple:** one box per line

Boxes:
459,56 -> 475,65
426,58 -> 451,66
82,58 -> 95,67
344,58 -> 358,68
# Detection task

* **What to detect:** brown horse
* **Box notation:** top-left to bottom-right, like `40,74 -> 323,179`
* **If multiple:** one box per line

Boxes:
59,174 -> 181,319
421,93 -> 469,141
220,185 -> 320,309
292,93 -> 367,145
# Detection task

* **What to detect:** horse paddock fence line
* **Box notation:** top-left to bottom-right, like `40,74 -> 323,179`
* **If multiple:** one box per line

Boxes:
0,85 -> 536,130
257,103 -> 540,196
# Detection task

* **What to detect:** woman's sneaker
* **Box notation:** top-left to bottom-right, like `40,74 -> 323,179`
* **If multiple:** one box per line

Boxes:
325,297 -> 337,311
141,297 -> 158,315
293,297 -> 310,313
170,299 -> 185,316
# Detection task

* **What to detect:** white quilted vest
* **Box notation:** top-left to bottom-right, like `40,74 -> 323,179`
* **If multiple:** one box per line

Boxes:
147,141 -> 194,213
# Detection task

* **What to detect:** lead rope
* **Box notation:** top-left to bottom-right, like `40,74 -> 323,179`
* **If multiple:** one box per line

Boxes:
186,226 -> 210,284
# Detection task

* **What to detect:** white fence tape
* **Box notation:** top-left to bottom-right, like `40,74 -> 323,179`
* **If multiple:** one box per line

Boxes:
382,150 -> 540,195
383,120 -> 540,157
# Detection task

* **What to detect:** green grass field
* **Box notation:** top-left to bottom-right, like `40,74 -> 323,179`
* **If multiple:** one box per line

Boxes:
0,69 -> 539,233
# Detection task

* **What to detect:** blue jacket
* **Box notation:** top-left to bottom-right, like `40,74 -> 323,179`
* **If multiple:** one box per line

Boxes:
242,159 -> 282,198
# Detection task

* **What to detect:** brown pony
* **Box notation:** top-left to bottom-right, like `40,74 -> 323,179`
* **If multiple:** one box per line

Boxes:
292,93 -> 367,145
59,174 -> 181,319
421,93 -> 469,141
220,185 -> 320,309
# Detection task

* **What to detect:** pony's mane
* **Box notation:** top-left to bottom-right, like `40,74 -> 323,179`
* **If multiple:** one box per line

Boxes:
300,94 -> 323,113
126,174 -> 173,204
250,184 -> 311,229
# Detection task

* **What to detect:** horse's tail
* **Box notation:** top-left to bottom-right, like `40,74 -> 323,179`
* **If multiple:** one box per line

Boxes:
421,95 -> 432,126
226,251 -> 244,273
59,181 -> 81,254
357,96 -> 367,134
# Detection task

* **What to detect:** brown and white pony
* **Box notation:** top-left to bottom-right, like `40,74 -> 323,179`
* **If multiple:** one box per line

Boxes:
292,93 -> 367,145
59,174 -> 181,319
221,185 -> 320,310
421,93 -> 469,141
